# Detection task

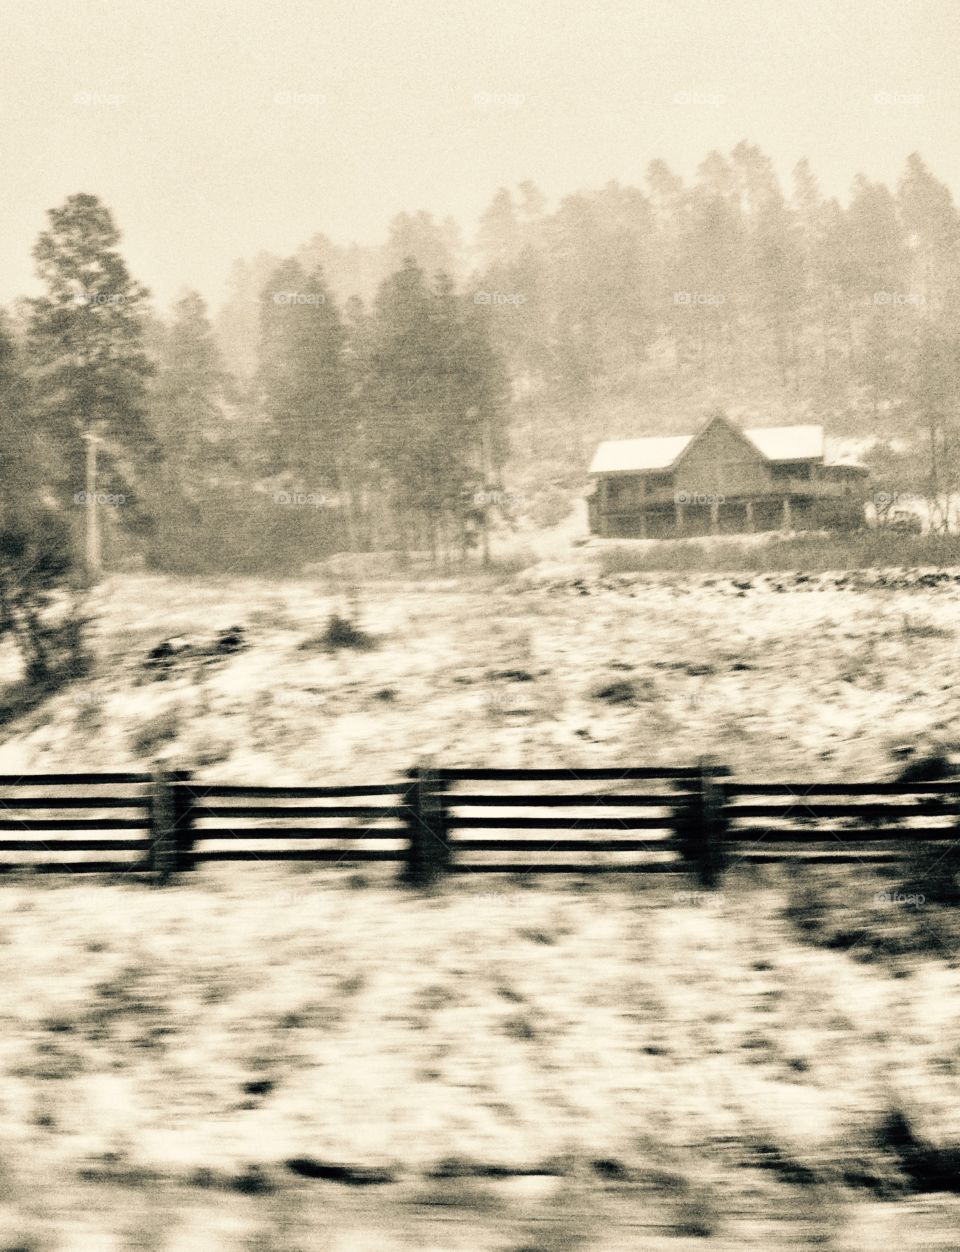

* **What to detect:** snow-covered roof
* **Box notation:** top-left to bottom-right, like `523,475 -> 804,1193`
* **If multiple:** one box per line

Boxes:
589,422 -> 827,475
589,435 -> 691,474
746,424 -> 823,462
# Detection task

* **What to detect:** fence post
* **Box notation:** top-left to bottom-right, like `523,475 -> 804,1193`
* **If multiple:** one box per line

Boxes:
149,768 -> 195,884
401,761 -> 450,887
675,759 -> 728,888
699,759 -> 729,888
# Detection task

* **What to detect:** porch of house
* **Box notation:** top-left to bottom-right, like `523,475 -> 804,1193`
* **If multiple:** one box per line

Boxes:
590,491 -> 864,539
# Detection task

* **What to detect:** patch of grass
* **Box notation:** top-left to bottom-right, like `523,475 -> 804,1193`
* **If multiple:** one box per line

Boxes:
0,1233 -> 54,1252
590,679 -> 639,705
129,708 -> 180,758
502,1013 -> 537,1041
300,614 -> 375,652
781,864 -> 960,960
231,1164 -> 276,1195
900,614 -> 952,639
903,838 -> 960,907
673,1188 -> 721,1238
480,546 -> 538,574
875,1108 -> 960,1193
744,1140 -> 821,1187
0,644 -> 95,727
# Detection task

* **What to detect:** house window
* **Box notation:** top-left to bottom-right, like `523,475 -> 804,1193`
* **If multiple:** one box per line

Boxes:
647,472 -> 673,491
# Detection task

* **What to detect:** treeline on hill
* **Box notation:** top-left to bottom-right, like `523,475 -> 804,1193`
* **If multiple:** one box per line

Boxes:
5,144 -> 960,588
148,255 -> 509,572
2,195 -> 509,576
214,144 -> 960,512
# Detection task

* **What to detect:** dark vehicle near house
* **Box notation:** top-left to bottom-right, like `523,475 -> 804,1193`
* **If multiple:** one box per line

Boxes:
887,509 -> 923,535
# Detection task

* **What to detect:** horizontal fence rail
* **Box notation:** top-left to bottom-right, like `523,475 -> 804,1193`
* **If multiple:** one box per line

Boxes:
721,778 -> 960,868
436,768 -> 693,878
434,767 -> 704,782
0,762 -> 953,886
173,778 -> 409,878
0,774 -> 154,875
0,773 -> 152,785
726,782 -> 959,795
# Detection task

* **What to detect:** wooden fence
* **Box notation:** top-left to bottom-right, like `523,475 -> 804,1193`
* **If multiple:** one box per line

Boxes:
0,762 -> 956,886
0,772 -> 154,874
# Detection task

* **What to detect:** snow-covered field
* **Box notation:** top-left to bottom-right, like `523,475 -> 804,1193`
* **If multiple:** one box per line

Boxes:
1,563 -> 957,783
0,564 -> 958,1248
1,871 -> 959,1249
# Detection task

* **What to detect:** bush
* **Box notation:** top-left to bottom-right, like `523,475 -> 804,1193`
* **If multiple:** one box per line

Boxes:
300,613 -> 375,652
590,679 -> 639,705
597,531 -> 960,575
480,544 -> 538,574
0,507 -> 90,692
145,487 -> 348,575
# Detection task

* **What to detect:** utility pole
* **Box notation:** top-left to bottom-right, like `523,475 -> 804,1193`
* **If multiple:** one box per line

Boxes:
479,415 -> 490,568
82,431 -> 101,583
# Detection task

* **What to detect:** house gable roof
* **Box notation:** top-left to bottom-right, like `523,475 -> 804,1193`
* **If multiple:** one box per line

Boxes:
674,412 -> 769,472
589,420 -> 826,475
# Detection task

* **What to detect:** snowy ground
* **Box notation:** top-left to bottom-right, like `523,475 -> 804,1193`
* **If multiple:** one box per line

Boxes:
0,561 -> 958,1247
1,561 -> 958,783
1,870 -> 959,1250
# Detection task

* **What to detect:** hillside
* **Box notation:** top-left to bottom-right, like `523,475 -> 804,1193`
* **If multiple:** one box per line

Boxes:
0,563 -> 957,1247
0,557 -> 957,783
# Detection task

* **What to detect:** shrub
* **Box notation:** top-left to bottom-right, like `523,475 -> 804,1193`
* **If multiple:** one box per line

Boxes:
0,507 -> 84,686
300,613 -> 375,652
590,679 -> 638,705
145,487 -> 348,575
129,709 -> 180,758
597,531 -> 960,575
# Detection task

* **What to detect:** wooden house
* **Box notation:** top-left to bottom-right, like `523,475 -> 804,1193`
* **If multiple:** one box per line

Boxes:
587,414 -> 869,539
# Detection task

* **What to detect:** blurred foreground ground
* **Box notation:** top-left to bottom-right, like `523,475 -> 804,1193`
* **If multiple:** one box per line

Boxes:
0,869 -> 958,1249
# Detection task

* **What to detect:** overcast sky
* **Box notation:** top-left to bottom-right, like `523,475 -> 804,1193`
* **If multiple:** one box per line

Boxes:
3,0 -> 959,313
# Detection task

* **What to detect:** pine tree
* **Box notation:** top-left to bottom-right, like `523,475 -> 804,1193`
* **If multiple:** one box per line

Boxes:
27,193 -> 156,505
906,322 -> 960,528
751,189 -> 804,384
256,259 -> 349,491
385,212 -> 460,284
682,161 -> 743,371
368,257 -> 437,548
151,291 -> 231,499
847,178 -> 909,412
897,153 -> 960,318
368,258 -> 507,559
791,159 -> 836,382
341,294 -> 380,547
